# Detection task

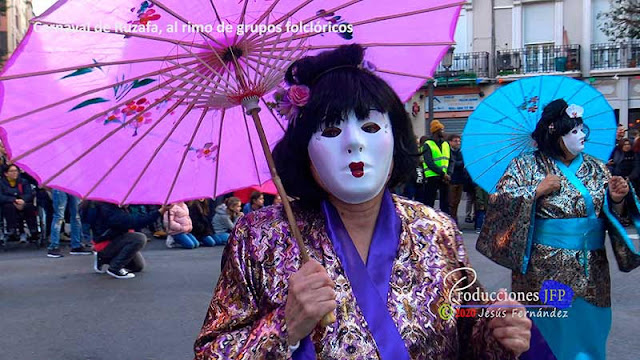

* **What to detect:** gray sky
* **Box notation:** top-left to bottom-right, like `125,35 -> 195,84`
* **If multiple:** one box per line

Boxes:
32,0 -> 57,16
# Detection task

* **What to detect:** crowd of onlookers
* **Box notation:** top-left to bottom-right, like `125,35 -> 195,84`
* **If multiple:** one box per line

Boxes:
2,122 -> 639,277
392,120 -> 490,233
0,137 -> 279,278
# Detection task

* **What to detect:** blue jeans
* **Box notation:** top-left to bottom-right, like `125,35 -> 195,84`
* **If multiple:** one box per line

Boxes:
48,190 -> 83,250
475,210 -> 486,231
213,232 -> 229,245
172,233 -> 199,249
199,235 -> 215,247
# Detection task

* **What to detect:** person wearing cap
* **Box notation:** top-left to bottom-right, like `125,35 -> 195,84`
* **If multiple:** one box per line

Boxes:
419,119 -> 453,214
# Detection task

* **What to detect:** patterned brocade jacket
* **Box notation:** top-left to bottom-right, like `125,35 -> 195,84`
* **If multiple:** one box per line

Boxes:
194,195 -> 515,360
477,152 -> 640,308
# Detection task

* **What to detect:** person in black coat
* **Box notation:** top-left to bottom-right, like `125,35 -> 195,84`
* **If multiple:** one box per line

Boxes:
89,201 -> 168,279
187,199 -> 215,247
0,164 -> 38,241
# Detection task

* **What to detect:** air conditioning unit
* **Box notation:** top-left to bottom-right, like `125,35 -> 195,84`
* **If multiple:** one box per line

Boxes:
497,53 -> 521,71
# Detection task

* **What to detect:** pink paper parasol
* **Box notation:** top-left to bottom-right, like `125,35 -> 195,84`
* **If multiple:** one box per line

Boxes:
1,0 -> 461,325
233,180 -> 278,204
0,0 -> 461,206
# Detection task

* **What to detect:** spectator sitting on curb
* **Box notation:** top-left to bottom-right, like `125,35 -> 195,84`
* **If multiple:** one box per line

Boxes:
163,202 -> 199,249
187,199 -> 216,247
212,197 -> 243,245
0,164 -> 39,242
242,191 -> 264,214
89,201 -> 169,279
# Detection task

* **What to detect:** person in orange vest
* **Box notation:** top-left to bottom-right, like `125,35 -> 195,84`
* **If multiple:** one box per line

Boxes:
420,120 -> 453,214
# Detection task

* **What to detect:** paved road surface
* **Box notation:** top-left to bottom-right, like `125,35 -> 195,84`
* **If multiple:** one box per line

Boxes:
1,225 -> 638,359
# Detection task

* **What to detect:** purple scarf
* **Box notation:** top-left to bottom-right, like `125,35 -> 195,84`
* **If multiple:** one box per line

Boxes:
293,190 -> 411,360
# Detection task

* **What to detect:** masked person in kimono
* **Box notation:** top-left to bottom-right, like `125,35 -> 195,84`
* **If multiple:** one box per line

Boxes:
194,44 -> 531,360
477,99 -> 640,360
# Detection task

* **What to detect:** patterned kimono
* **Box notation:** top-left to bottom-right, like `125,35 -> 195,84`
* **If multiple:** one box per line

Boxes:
477,151 -> 640,360
194,192 -> 516,359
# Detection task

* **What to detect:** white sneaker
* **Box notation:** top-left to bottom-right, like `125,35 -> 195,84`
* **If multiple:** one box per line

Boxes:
165,235 -> 176,248
19,233 -> 27,243
106,267 -> 135,279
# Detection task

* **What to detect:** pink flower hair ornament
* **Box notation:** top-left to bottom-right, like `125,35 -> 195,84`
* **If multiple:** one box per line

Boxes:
270,84 -> 311,122
269,60 -> 376,122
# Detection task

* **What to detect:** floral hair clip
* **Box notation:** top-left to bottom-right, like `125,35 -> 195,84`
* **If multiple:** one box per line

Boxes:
270,60 -> 375,121
566,104 -> 584,119
548,123 -> 555,134
271,84 -> 311,121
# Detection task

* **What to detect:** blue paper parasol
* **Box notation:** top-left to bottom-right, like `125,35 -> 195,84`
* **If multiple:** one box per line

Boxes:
462,75 -> 616,193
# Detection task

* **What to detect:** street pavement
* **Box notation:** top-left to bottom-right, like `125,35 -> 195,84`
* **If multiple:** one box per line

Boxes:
1,219 -> 639,359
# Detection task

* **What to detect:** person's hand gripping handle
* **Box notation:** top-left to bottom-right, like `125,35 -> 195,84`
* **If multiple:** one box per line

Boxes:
285,259 -> 337,346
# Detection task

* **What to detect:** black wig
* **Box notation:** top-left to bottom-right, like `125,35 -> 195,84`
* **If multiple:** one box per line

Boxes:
531,99 -> 584,159
272,44 -> 418,206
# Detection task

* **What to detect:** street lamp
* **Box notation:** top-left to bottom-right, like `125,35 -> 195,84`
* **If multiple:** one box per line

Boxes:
427,46 -> 455,135
443,46 -> 455,87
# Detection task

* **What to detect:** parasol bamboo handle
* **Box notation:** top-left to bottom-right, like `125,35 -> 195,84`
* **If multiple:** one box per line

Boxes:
247,105 -> 336,326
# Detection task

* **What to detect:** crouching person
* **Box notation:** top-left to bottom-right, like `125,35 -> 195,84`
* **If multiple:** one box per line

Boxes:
89,201 -> 168,279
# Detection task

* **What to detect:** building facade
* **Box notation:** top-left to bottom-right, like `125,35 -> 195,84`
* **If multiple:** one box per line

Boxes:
0,0 -> 34,68
407,0 -> 640,138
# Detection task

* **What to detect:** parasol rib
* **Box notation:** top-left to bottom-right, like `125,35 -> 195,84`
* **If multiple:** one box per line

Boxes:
174,40 -> 241,93
564,85 -> 594,104
247,0 -> 361,44
195,31 -> 254,91
471,139 -> 531,183
163,102 -> 210,205
465,137 -> 531,168
257,1 -> 463,46
375,69 -> 432,80
479,101 -> 531,130
148,0 -> 226,48
163,58 -> 235,94
0,60 -> 199,125
0,53 -> 196,81
549,77 -> 567,103
583,109 -> 614,120
350,1 -> 466,27
245,0 -> 315,44
212,109 -> 226,197
208,0 -> 223,23
241,108 -> 266,187
253,25 -> 308,85
462,135 -> 531,150
260,97 -> 287,133
239,0 -> 249,28
236,0 -> 282,45
261,42 -> 456,52
11,72 -> 190,163
461,116 -> 530,134
190,3 -> 252,90
252,35 -> 308,92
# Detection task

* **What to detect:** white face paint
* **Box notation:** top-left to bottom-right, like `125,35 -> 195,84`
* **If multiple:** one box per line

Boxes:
308,110 -> 394,204
561,124 -> 586,156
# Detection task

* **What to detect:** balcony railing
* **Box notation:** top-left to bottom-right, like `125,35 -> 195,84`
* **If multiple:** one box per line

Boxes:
591,41 -> 640,70
496,44 -> 581,76
435,51 -> 489,78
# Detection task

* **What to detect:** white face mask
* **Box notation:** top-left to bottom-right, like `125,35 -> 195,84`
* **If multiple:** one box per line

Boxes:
561,124 -> 586,156
308,110 -> 394,204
